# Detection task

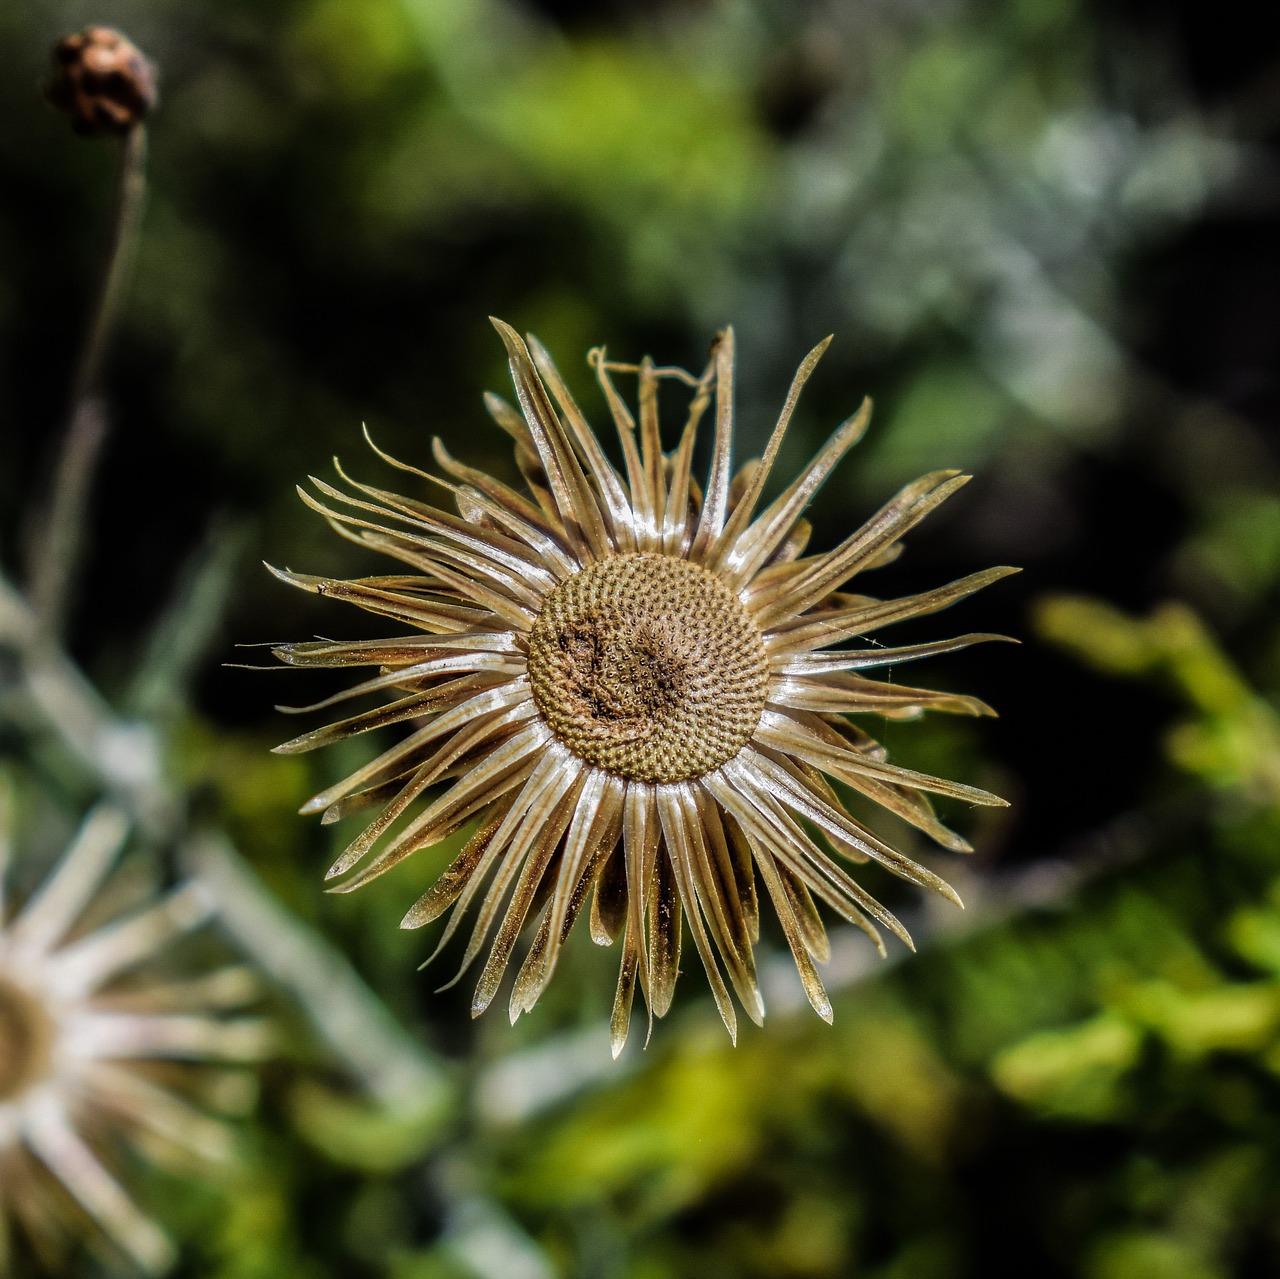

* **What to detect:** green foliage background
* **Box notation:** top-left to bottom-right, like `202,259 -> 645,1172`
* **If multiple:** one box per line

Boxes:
3,0 -> 1280,1275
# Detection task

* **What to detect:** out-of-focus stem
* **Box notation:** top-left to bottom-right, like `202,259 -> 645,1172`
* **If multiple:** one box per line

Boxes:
72,127 -> 148,410
30,125 -> 149,637
0,573 -> 165,822
184,832 -> 450,1112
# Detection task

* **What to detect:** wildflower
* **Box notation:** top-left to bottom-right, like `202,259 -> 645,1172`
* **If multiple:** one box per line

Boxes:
0,807 -> 271,1272
273,321 -> 1014,1054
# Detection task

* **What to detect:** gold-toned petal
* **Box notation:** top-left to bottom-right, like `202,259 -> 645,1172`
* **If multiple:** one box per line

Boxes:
769,673 -> 996,718
706,763 -> 897,951
646,832 -> 682,1019
527,334 -> 638,554
533,772 -> 625,1002
429,439 -> 577,574
357,535 -> 542,628
319,465 -> 560,589
609,917 -> 640,1058
273,680 -> 492,754
328,721 -> 551,892
622,782 -> 658,1015
776,864 -> 832,963
765,518 -> 812,568
741,746 -> 965,908
277,630 -> 520,669
755,707 -> 1006,811
753,840 -> 835,1022
449,750 -> 577,927
689,328 -> 736,560
709,334 -> 833,567
765,566 -> 1021,654
465,759 -> 584,1012
508,787 -> 623,1021
483,388 -> 536,450
657,786 -> 738,1042
636,357 -> 667,525
266,566 -> 491,632
401,808 -> 506,929
717,805 -> 761,942
751,470 -> 971,626
660,410 -> 700,556
302,679 -> 535,820
589,843 -> 627,946
278,650 -> 523,718
722,398 -> 872,586
692,788 -> 757,954
492,319 -> 613,560
764,723 -> 973,853
472,818 -> 574,1015
590,349 -> 658,550
727,458 -> 759,515
342,468 -> 555,578
318,779 -> 409,827
653,348 -> 717,556
675,787 -> 763,1025
476,392 -> 558,521
510,439 -> 560,525
297,484 -> 550,614
775,632 -> 1014,677
785,758 -> 870,863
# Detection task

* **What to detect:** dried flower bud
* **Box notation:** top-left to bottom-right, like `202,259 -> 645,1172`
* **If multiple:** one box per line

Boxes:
45,26 -> 156,137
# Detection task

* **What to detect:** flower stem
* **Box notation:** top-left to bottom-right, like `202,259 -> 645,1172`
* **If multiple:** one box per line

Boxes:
29,124 -> 149,636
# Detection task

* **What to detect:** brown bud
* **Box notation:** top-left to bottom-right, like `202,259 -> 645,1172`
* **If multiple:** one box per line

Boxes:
45,27 -> 157,138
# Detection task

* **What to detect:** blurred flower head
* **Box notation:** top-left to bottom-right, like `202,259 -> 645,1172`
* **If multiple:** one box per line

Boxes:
45,27 -> 156,138
0,807 -> 271,1273
274,320 -> 1013,1054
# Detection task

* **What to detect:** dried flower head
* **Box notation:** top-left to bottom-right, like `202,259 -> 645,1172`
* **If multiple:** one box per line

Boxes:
273,321 -> 1014,1054
45,27 -> 156,138
0,808 -> 271,1273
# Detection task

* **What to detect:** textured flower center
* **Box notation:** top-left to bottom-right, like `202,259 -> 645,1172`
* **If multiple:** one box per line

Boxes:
527,553 -> 769,783
0,977 -> 52,1103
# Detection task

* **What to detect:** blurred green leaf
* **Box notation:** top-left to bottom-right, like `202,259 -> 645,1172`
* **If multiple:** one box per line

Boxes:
288,1077 -> 454,1173
990,1011 -> 1140,1120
